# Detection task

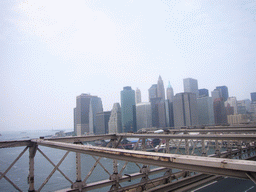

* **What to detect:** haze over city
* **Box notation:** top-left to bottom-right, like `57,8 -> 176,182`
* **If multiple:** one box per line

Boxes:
1,0 -> 256,131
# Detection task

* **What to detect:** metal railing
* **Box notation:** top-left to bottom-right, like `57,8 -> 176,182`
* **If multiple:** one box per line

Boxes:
1,126 -> 256,191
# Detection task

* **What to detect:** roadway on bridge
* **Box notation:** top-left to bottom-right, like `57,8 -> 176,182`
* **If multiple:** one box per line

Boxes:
194,178 -> 256,192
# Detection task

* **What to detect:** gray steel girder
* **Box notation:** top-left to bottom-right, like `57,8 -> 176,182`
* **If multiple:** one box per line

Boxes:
33,139 -> 256,181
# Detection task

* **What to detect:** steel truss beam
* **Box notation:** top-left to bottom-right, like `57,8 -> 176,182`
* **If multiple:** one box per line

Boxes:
117,133 -> 256,140
33,139 -> 256,181
0,140 -> 30,148
168,128 -> 256,133
55,167 -> 170,192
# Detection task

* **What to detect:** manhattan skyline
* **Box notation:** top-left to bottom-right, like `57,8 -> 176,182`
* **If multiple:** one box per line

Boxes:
1,1 -> 256,131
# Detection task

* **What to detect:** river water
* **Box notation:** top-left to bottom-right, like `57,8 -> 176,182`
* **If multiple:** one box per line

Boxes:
0,130 -> 156,192
1,130 -> 255,192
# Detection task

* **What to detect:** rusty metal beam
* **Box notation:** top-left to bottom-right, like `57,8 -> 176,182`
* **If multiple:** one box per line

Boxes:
0,140 -> 31,148
45,135 -> 116,143
55,167 -> 169,192
117,133 -> 256,140
33,139 -> 256,181
168,128 -> 256,133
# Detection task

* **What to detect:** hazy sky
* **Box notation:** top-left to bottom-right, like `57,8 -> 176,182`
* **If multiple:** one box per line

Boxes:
1,0 -> 256,131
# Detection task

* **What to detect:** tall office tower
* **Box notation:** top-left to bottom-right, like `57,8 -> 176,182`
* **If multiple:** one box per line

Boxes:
89,96 -> 103,134
225,97 -> 237,115
165,99 -> 175,128
225,103 -> 234,116
148,84 -> 158,101
199,89 -> 209,97
75,94 -> 91,136
136,102 -> 152,130
211,89 -> 221,102
157,75 -> 165,100
173,92 -> 198,128
243,99 -> 251,112
213,98 -> 227,125
197,97 -> 214,126
216,86 -> 229,101
167,101 -> 174,127
237,100 -> 251,114
95,111 -> 111,135
108,103 -> 122,134
135,88 -> 142,104
121,86 -> 136,133
75,94 -> 103,136
183,78 -> 199,98
251,102 -> 256,116
150,97 -> 166,128
165,100 -> 170,127
166,81 -> 174,102
74,108 -> 77,134
251,92 -> 256,103
166,81 -> 174,127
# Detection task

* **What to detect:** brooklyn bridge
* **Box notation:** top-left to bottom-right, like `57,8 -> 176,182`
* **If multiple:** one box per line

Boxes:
1,125 -> 256,192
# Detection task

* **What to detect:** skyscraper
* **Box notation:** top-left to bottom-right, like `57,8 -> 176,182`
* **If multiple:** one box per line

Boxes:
148,76 -> 168,128
213,98 -> 227,125
237,99 -> 251,114
173,92 -> 198,128
108,103 -> 122,134
183,78 -> 199,97
157,75 -> 165,100
197,97 -> 214,125
148,84 -> 157,101
150,97 -> 166,128
166,82 -> 174,127
75,94 -> 103,136
225,97 -> 237,115
95,111 -> 111,135
135,88 -> 141,104
216,86 -> 229,101
89,96 -> 103,134
136,102 -> 152,130
211,89 -> 221,102
166,81 -> 174,102
74,108 -> 77,134
121,86 -> 136,132
199,89 -> 209,97
251,92 -> 256,103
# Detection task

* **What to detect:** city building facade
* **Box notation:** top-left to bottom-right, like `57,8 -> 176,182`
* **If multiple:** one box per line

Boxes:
183,78 -> 199,98
213,97 -> 228,125
251,92 -> 256,103
197,96 -> 214,125
121,86 -> 136,132
199,89 -> 209,97
108,103 -> 122,134
75,94 -> 103,136
135,88 -> 142,104
95,111 -> 111,135
211,89 -> 221,102
157,75 -> 165,100
225,97 -> 238,115
166,81 -> 174,102
173,92 -> 198,128
216,86 -> 229,101
136,102 -> 152,130
148,84 -> 158,101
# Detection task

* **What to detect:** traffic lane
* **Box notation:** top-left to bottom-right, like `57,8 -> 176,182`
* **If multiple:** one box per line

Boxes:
194,177 -> 256,192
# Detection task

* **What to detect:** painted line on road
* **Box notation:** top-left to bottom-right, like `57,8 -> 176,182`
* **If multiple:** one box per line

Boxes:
191,181 -> 218,192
